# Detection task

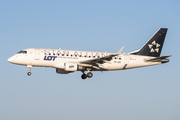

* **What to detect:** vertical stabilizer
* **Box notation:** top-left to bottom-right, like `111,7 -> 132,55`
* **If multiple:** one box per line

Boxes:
131,28 -> 168,57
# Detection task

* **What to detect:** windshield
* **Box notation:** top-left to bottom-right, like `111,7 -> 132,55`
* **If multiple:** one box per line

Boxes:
17,50 -> 27,54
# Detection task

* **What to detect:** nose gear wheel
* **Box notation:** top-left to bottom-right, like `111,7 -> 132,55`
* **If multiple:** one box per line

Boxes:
27,65 -> 32,76
27,72 -> 31,76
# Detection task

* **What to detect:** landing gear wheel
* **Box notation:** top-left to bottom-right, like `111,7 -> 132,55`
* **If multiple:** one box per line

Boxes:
87,72 -> 93,78
81,74 -> 87,79
27,72 -> 31,76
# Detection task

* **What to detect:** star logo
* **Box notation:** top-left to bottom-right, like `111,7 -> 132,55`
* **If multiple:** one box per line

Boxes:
148,41 -> 161,53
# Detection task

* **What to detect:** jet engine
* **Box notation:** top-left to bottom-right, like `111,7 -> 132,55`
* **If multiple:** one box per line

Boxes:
56,68 -> 73,74
54,62 -> 86,73
64,63 -> 77,71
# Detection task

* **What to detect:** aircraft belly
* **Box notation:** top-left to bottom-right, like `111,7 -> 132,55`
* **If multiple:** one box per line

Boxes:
127,57 -> 161,69
107,63 -> 124,70
98,64 -> 109,70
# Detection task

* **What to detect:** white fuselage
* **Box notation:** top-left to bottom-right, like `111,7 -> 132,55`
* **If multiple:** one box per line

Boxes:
7,28 -> 170,79
8,48 -> 161,71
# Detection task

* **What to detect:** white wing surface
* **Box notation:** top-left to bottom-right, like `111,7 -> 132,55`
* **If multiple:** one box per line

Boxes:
79,47 -> 124,64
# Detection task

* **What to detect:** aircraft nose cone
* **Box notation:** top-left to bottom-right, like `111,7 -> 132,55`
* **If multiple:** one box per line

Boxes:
7,57 -> 14,63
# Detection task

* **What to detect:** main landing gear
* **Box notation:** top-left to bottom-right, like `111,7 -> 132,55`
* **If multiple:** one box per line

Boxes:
81,71 -> 93,80
27,65 -> 32,76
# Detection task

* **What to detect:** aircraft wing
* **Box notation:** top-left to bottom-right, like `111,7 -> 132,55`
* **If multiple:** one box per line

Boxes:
145,55 -> 171,62
79,47 -> 124,64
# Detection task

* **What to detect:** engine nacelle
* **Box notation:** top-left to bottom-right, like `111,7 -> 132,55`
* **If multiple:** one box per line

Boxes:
65,63 -> 77,71
65,63 -> 86,71
56,68 -> 73,74
54,62 -> 86,72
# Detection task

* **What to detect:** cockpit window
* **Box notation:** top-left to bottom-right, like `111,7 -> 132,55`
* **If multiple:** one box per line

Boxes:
17,50 -> 27,54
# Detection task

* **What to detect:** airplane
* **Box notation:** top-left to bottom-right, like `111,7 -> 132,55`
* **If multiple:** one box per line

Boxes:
7,28 -> 171,79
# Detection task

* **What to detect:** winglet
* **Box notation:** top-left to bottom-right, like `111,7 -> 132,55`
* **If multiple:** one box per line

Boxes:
117,46 -> 124,55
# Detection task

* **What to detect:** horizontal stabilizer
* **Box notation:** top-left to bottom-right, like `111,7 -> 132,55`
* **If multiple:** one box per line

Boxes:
145,55 -> 171,62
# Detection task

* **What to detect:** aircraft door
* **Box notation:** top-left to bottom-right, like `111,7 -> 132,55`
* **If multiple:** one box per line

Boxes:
123,54 -> 129,69
124,54 -> 129,64
34,49 -> 40,60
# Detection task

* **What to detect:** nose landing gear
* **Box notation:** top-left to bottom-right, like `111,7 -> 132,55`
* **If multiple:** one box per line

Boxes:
27,72 -> 31,76
27,65 -> 32,76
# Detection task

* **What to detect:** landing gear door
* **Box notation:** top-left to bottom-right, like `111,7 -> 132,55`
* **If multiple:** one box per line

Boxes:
34,49 -> 40,60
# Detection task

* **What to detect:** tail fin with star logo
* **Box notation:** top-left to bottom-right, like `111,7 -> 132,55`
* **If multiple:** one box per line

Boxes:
130,28 -> 168,57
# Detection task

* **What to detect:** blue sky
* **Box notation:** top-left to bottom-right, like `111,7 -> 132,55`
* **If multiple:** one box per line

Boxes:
0,0 -> 180,120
